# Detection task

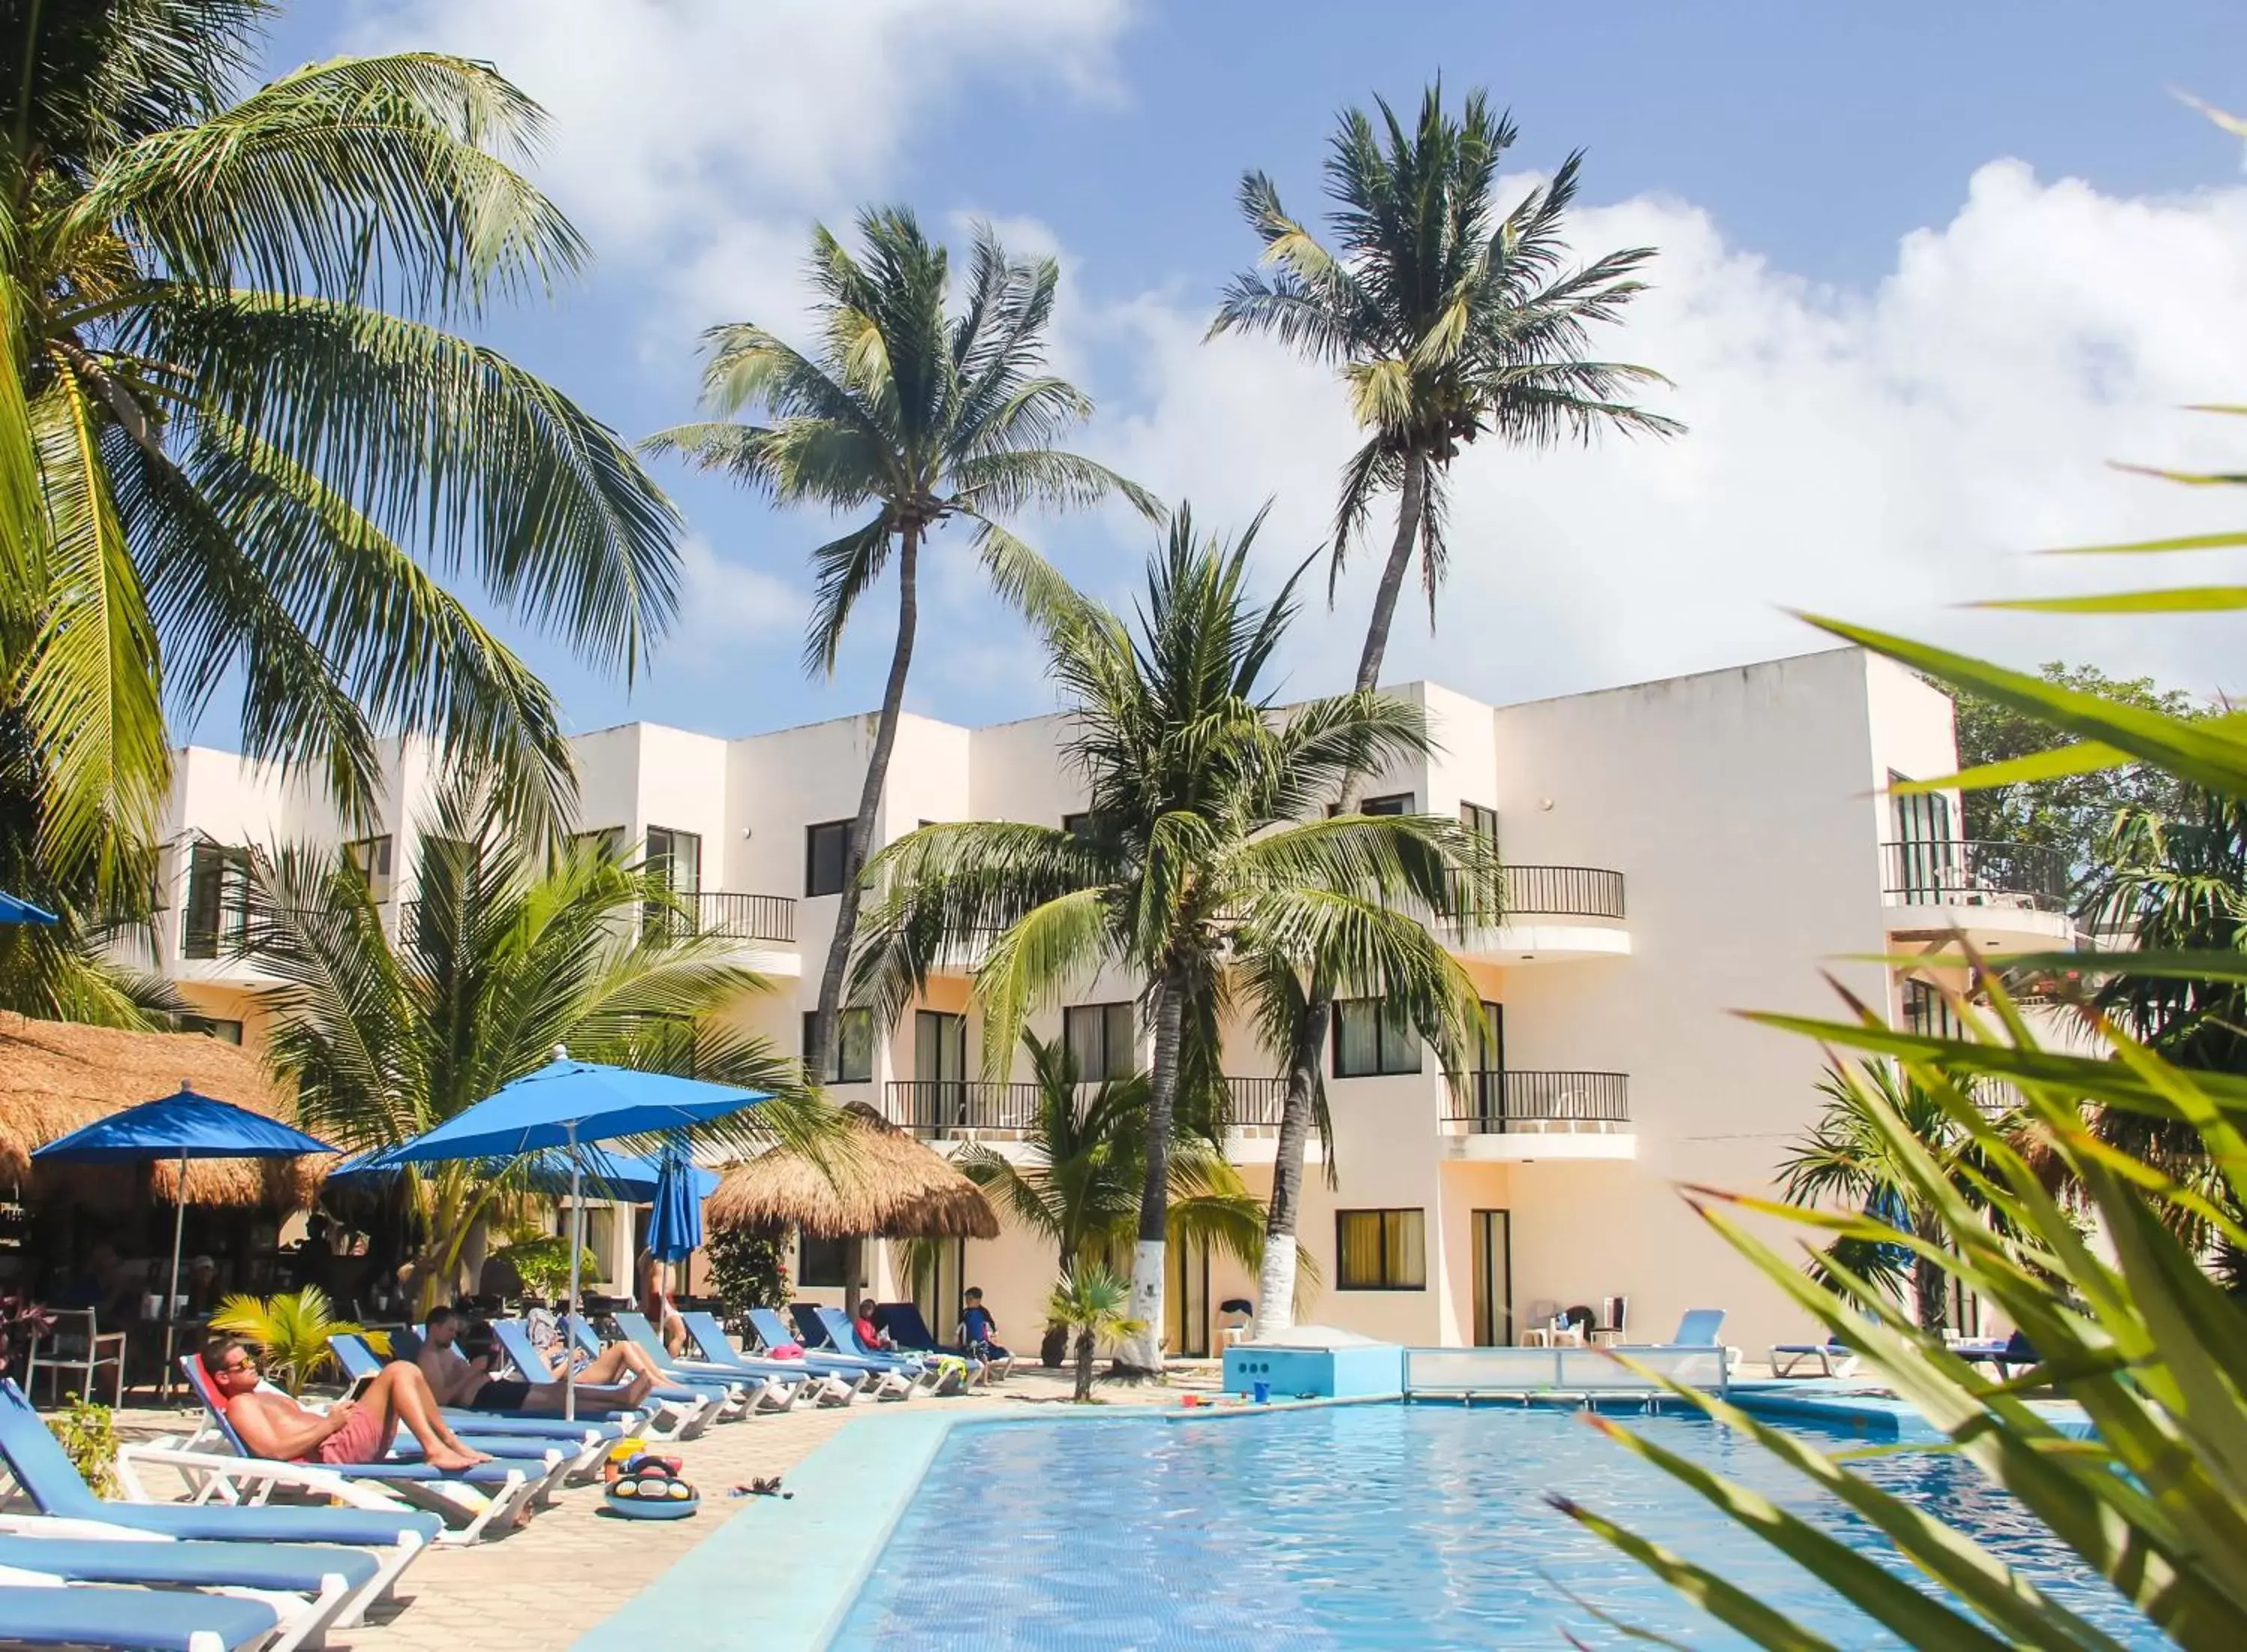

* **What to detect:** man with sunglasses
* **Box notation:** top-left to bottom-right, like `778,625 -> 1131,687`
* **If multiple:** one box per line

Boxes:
202,1337 -> 492,1472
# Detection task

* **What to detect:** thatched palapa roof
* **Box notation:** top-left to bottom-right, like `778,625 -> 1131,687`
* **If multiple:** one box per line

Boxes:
706,1102 -> 998,1240
0,1013 -> 323,1210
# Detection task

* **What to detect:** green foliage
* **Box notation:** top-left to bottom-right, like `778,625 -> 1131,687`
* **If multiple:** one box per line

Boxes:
208,1286 -> 362,1397
45,1393 -> 118,1498
1949,662 -> 2206,884
0,6 -> 682,895
1046,1265 -> 1144,1403
486,1237 -> 600,1301
703,1227 -> 790,1316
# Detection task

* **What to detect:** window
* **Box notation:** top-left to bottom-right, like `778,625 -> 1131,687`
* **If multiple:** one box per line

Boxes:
1335,1209 -> 1426,1290
178,1015 -> 243,1045
569,827 -> 627,863
182,842 -> 249,959
801,1009 -> 875,1084
345,836 -> 393,904
805,820 -> 852,896
1061,810 -> 1094,837
1064,1002 -> 1135,1081
1362,793 -> 1410,816
645,827 -> 702,895
1460,802 -> 1499,842
1332,997 -> 1422,1078
915,1010 -> 967,1084
1902,981 -> 1964,1041
798,1233 -> 858,1290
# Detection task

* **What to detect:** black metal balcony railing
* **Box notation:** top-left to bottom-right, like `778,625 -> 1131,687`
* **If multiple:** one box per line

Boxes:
889,1075 -> 1297,1136
642,891 -> 798,944
1447,865 -> 1627,925
1443,1069 -> 1631,1132
1880,840 -> 2066,914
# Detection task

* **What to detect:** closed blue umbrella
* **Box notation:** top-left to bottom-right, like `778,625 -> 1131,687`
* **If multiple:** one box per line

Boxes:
644,1145 -> 705,1266
382,1049 -> 766,1416
34,1086 -> 336,1391
0,892 -> 58,925
1866,1184 -> 1914,1273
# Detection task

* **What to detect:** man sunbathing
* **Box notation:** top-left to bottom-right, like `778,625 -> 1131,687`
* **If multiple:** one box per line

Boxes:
202,1337 -> 491,1472
418,1307 -> 655,1414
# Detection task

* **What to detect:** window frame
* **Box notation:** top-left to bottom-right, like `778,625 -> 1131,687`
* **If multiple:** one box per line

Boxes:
1331,997 -> 1423,1078
1459,801 -> 1499,841
801,1009 -> 875,1084
1061,810 -> 1094,837
646,825 -> 703,896
178,1015 -> 244,1045
1335,1208 -> 1428,1291
804,819 -> 853,897
1063,1001 -> 1136,1081
182,842 -> 250,960
345,835 -> 394,905
1360,792 -> 1412,816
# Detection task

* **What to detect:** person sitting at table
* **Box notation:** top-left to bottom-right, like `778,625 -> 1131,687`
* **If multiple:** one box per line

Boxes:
182,1255 -> 223,1315
201,1336 -> 491,1472
416,1306 -> 654,1415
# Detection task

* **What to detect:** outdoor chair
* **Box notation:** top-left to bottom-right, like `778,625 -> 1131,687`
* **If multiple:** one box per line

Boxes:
609,1310 -> 833,1410
487,1320 -> 719,1439
327,1334 -> 627,1478
810,1306 -> 960,1396
0,1578 -> 286,1652
1769,1338 -> 1861,1379
0,1530 -> 377,1652
560,1317 -> 752,1422
0,1379 -> 439,1627
739,1308 -> 893,1391
678,1309 -> 867,1400
22,1307 -> 127,1409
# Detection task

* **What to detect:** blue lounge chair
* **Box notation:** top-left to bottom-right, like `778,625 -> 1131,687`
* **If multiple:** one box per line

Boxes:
0,1532 -> 375,1652
0,1581 -> 282,1652
329,1334 -> 631,1476
1769,1338 -> 1858,1379
678,1311 -> 869,1400
0,1379 -> 437,1624
875,1302 -> 941,1353
745,1308 -> 903,1393
153,1356 -> 546,1544
609,1311 -> 836,1411
811,1306 -> 962,1395
563,1318 -> 750,1421
488,1320 -> 718,1439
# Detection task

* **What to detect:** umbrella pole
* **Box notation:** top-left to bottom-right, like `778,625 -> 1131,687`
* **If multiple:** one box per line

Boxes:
565,1123 -> 581,1422
162,1150 -> 187,1405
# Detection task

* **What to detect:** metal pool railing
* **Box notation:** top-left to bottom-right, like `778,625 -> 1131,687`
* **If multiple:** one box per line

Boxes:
1404,1344 -> 1729,1400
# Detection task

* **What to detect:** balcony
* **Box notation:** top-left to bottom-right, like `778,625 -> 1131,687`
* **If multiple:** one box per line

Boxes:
888,1075 -> 1297,1141
1447,865 -> 1631,965
640,891 -> 801,974
1440,1069 -> 1634,1161
1880,840 -> 2074,951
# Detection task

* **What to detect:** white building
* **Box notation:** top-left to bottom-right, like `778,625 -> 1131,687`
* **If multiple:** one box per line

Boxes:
129,646 -> 2074,1358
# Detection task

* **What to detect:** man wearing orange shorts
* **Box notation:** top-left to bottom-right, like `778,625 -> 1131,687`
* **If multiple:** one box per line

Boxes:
203,1338 -> 492,1473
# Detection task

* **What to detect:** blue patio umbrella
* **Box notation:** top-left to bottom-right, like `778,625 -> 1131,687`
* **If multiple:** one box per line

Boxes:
1865,1184 -> 1915,1273
381,1049 -> 767,1415
0,892 -> 58,926
326,1142 -> 718,1205
34,1086 -> 336,1390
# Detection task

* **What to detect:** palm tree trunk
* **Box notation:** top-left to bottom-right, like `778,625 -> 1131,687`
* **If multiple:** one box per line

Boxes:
1074,1328 -> 1094,1402
1258,452 -> 1431,1332
1912,1205 -> 1948,1334
1256,993 -> 1327,1336
1124,968 -> 1186,1373
810,524 -> 918,1080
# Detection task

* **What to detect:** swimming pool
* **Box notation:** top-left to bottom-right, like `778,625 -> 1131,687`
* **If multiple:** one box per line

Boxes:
833,1404 -> 2154,1649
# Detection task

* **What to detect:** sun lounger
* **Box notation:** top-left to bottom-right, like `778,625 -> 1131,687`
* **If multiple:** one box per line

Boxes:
810,1307 -> 961,1395
0,1579 -> 285,1652
124,1358 -> 545,1546
0,1379 -> 436,1625
676,1311 -> 869,1400
328,1334 -> 627,1478
742,1308 -> 900,1391
488,1320 -> 718,1439
609,1311 -> 836,1411
1613,1308 -> 1738,1376
0,1531 -> 374,1652
559,1319 -> 750,1423
1769,1339 -> 1860,1379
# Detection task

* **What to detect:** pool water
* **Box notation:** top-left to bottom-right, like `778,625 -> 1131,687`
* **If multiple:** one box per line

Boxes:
834,1404 -> 2156,1649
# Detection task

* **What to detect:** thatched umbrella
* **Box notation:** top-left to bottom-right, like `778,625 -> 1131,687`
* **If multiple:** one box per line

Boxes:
0,1013 -> 327,1210
705,1102 -> 998,1240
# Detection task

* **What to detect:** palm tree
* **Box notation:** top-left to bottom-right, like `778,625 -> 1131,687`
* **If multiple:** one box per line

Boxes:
0,4 -> 682,896
1780,1060 -> 2019,1334
849,507 -> 1481,1368
956,1032 -> 1274,1336
643,208 -> 1157,1085
1046,1266 -> 1143,1403
208,1285 -> 361,1397
242,774 -> 822,1311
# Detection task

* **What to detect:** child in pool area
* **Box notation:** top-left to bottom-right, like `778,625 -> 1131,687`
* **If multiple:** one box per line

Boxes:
958,1287 -> 1013,1382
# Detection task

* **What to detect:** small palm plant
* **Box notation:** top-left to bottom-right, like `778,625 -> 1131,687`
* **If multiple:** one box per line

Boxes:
209,1286 -> 362,1397
1047,1266 -> 1144,1403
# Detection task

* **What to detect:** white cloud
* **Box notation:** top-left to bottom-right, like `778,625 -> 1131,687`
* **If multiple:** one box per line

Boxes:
656,536 -> 808,679
1071,160 -> 2247,708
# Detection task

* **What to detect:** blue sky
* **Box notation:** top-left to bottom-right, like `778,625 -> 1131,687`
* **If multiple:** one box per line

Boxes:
247,1 -> 2247,745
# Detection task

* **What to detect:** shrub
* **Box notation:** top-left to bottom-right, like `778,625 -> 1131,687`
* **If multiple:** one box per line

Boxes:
46,1393 -> 118,1497
705,1227 -> 789,1317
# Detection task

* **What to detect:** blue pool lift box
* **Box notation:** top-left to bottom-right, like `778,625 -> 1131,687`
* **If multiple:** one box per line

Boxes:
1223,1340 -> 1404,1399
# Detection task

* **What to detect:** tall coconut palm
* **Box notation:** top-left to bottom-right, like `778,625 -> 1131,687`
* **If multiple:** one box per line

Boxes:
1212,84 -> 1678,1325
0,2 -> 682,896
643,208 -> 1157,1087
1211,82 -> 1679,708
241,773 -> 822,1311
849,507 -> 1482,1368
